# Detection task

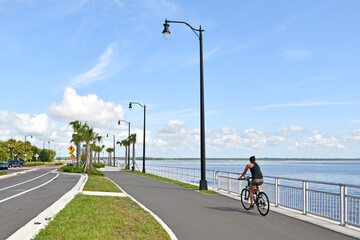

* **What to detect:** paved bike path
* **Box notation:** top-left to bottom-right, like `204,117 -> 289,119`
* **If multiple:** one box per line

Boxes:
106,171 -> 357,240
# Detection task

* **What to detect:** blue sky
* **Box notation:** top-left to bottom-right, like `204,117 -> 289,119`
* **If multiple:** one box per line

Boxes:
0,0 -> 359,159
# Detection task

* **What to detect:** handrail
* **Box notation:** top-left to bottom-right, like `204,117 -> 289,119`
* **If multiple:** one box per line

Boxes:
144,165 -> 360,228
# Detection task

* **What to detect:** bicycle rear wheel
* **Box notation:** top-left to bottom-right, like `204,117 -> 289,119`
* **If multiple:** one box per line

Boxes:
240,188 -> 251,210
257,192 -> 270,216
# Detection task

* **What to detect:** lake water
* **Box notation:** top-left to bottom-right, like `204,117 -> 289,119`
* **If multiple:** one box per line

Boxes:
134,159 -> 360,189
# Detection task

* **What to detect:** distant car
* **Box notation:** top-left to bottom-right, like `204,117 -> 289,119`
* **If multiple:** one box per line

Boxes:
0,162 -> 8,170
6,160 -> 25,168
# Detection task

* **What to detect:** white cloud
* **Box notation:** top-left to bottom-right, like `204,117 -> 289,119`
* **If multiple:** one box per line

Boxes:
49,87 -> 124,128
294,133 -> 345,149
69,43 -> 119,88
343,129 -> 360,142
157,120 -> 199,150
0,110 -> 71,149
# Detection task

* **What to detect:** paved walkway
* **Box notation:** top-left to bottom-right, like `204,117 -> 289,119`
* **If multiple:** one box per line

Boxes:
106,171 -> 358,240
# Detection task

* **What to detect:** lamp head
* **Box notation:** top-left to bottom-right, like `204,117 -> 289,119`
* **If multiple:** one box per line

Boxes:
162,20 -> 170,40
129,102 -> 132,110
107,134 -> 109,138
118,120 -> 121,125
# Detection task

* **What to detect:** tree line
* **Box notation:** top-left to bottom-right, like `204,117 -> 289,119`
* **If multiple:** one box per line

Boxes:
0,139 -> 55,162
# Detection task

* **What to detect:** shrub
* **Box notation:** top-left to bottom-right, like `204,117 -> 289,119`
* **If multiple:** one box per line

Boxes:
26,162 -> 44,167
58,165 -> 104,176
55,161 -> 63,166
92,163 -> 105,169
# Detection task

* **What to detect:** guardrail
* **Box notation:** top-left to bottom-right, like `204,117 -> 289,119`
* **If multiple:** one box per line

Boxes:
144,165 -> 360,228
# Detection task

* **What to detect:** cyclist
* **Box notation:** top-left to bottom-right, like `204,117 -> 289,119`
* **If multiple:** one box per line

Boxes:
238,156 -> 264,209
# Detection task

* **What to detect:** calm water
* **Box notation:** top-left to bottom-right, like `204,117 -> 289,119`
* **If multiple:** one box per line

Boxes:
139,160 -> 360,188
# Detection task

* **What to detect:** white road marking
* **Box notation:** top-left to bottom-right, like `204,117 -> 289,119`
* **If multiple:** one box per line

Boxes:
0,170 -> 54,192
0,174 -> 59,204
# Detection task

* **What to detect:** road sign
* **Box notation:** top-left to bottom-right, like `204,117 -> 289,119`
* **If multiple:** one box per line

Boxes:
68,145 -> 75,152
70,154 -> 75,159
34,154 -> 39,158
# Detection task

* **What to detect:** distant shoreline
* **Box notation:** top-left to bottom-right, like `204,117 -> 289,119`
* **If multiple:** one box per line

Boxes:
133,157 -> 360,161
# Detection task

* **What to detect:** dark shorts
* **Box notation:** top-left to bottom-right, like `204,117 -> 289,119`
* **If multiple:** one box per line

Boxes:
251,178 -> 264,186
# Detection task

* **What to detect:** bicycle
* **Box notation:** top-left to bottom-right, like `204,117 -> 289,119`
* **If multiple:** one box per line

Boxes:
239,176 -> 270,216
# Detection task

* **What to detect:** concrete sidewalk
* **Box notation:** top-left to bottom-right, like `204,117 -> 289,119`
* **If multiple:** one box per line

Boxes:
106,171 -> 358,240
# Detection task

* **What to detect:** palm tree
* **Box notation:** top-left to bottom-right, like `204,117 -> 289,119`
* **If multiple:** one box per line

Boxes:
92,135 -> 102,164
69,120 -> 84,168
82,124 -> 96,171
106,148 -> 114,166
128,134 -> 137,171
98,145 -> 105,163
117,139 -> 129,169
6,139 -> 16,160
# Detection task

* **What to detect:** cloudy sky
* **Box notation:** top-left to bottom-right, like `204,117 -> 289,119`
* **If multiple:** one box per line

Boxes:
1,0 -> 359,159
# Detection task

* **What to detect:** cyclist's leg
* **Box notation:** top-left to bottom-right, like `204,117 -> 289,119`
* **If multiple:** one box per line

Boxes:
249,185 -> 256,206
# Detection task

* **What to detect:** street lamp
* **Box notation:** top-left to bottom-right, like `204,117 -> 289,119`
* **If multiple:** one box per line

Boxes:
48,140 -> 54,161
107,134 -> 116,166
162,19 -> 208,190
129,102 -> 146,173
24,135 -> 33,162
118,120 -> 131,170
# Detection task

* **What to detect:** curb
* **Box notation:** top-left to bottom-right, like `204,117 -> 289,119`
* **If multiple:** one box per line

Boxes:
107,175 -> 178,240
7,173 -> 88,240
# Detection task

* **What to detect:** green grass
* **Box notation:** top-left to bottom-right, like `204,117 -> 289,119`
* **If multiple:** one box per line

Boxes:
92,163 -> 105,168
124,170 -> 218,195
83,175 -> 122,192
0,171 -> 6,175
34,195 -> 170,240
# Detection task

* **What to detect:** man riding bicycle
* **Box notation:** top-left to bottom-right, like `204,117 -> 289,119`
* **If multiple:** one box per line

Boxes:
238,156 -> 264,209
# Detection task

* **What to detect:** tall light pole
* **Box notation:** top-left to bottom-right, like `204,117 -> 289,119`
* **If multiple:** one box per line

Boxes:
107,134 -> 116,166
24,135 -> 33,162
48,140 -> 54,161
129,102 -> 146,173
118,120 -> 131,170
162,19 -> 208,190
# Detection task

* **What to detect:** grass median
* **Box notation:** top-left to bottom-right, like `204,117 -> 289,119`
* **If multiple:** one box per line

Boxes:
34,174 -> 171,240
123,170 -> 218,195
83,175 -> 122,192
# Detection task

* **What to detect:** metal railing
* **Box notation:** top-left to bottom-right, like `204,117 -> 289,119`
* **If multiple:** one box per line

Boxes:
144,165 -> 360,228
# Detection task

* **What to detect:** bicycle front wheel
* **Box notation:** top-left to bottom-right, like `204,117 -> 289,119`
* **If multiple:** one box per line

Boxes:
240,188 -> 251,210
257,192 -> 270,216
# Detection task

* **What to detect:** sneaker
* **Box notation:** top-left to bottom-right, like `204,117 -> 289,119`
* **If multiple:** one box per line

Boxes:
249,204 -> 254,209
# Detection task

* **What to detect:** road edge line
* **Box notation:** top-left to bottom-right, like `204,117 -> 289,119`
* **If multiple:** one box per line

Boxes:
106,176 -> 178,240
7,173 -> 88,240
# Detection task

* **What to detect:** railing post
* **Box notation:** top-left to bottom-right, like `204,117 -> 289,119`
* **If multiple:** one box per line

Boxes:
216,172 -> 220,191
340,185 -> 345,226
275,178 -> 279,207
227,173 -> 230,193
302,181 -> 308,215
213,171 -> 215,189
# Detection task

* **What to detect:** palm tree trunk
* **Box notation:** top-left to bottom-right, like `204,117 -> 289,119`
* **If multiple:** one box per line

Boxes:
76,142 -> 81,168
84,141 -> 90,171
124,147 -> 128,169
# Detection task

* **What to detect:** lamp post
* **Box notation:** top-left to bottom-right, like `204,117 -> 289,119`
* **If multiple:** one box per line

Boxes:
107,134 -> 116,166
118,120 -> 131,170
162,19 -> 208,190
24,135 -> 33,162
129,102 -> 146,173
48,140 -> 54,161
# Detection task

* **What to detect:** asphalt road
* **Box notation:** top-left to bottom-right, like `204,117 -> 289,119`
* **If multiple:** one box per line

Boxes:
106,171 -> 357,240
0,168 -> 80,240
